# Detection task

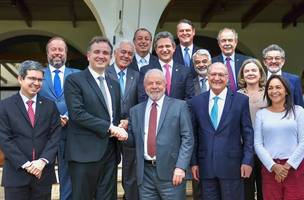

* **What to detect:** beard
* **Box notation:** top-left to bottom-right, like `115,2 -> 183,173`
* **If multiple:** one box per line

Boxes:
49,57 -> 66,68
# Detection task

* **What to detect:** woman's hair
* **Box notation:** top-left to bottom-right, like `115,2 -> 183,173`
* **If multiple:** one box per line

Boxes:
237,58 -> 266,89
264,74 -> 295,118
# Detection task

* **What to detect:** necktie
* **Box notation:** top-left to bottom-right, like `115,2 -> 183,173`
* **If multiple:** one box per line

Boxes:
53,69 -> 62,97
97,76 -> 110,112
164,64 -> 171,95
148,102 -> 157,157
184,47 -> 191,67
210,96 -> 219,129
118,71 -> 125,96
140,58 -> 147,65
27,100 -> 36,160
225,57 -> 236,92
201,78 -> 207,93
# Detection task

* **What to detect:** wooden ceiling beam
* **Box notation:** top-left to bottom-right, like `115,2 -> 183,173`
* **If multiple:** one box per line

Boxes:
282,0 -> 304,29
0,75 -> 8,84
158,0 -> 176,28
69,0 -> 77,28
241,0 -> 274,29
15,0 -> 32,27
200,0 -> 228,29
2,63 -> 18,79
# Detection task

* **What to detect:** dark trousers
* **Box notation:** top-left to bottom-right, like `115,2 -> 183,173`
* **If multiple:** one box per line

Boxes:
69,142 -> 117,200
5,183 -> 51,200
192,179 -> 201,200
201,178 -> 244,200
122,145 -> 139,200
244,155 -> 263,200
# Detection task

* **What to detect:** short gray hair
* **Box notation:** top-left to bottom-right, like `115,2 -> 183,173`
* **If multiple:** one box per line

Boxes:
217,27 -> 238,41
153,31 -> 176,49
192,49 -> 211,62
18,60 -> 44,79
144,69 -> 166,84
262,44 -> 285,59
114,39 -> 135,56
207,62 -> 228,75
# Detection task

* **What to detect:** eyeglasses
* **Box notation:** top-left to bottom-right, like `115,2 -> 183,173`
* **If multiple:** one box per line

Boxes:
265,56 -> 283,62
25,76 -> 44,83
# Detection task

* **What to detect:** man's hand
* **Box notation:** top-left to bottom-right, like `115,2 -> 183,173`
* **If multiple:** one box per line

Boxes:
172,168 -> 185,186
118,119 -> 128,130
60,116 -> 69,127
109,125 -> 128,141
271,163 -> 289,180
25,159 -> 46,179
241,164 -> 252,178
191,165 -> 200,181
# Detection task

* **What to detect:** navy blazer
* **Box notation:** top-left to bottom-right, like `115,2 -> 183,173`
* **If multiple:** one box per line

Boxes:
173,44 -> 200,77
138,60 -> 195,102
0,94 -> 61,187
282,72 -> 304,107
189,89 -> 254,179
212,53 -> 249,90
128,54 -> 158,72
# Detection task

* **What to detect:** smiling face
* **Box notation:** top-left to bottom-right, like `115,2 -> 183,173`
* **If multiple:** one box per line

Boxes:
18,70 -> 44,98
218,29 -> 238,56
243,62 -> 261,86
87,41 -> 112,74
47,39 -> 67,68
144,72 -> 166,101
155,37 -> 176,63
208,63 -> 228,95
263,50 -> 285,74
177,22 -> 195,47
114,42 -> 134,70
267,78 -> 287,105
193,54 -> 211,77
133,30 -> 152,57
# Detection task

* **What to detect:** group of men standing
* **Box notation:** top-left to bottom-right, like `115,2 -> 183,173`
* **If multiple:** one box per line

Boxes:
0,18 -> 303,200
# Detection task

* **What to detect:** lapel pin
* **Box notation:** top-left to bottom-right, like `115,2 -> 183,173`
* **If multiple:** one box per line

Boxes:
39,101 -> 42,104
175,69 -> 178,72
131,77 -> 133,80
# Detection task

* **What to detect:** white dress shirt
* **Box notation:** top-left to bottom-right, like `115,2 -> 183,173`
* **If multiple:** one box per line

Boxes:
135,53 -> 151,69
159,59 -> 173,77
144,95 -> 165,160
180,44 -> 194,58
208,88 -> 227,123
49,65 -> 66,89
267,69 -> 282,79
113,63 -> 127,86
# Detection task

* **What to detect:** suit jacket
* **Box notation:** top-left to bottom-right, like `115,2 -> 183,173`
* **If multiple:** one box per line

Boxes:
128,54 -> 158,72
212,53 -> 249,90
0,93 -> 61,187
282,72 -> 304,107
189,89 -> 254,179
106,65 -> 139,118
127,96 -> 194,185
138,60 -> 195,102
64,68 -> 121,163
173,44 -> 200,77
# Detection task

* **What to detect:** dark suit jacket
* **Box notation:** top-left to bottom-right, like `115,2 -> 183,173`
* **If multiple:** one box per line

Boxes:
138,60 -> 195,102
212,53 -> 249,90
127,96 -> 194,185
128,54 -> 158,72
189,89 -> 254,179
0,93 -> 61,187
173,44 -> 200,77
106,65 -> 139,118
282,72 -> 304,107
64,68 -> 121,163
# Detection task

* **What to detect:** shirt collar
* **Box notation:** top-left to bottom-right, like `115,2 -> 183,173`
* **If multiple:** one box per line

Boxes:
267,70 -> 282,79
135,53 -> 150,63
88,66 -> 105,80
180,44 -> 193,52
19,91 -> 38,104
222,53 -> 235,62
159,59 -> 174,68
49,65 -> 66,73
113,63 -> 127,75
210,87 -> 227,101
147,94 -> 165,108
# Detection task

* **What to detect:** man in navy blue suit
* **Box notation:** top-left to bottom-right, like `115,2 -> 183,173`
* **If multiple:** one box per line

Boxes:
189,62 -> 254,200
212,28 -> 249,91
262,44 -> 304,107
39,36 -> 80,200
138,31 -> 194,102
173,19 -> 200,77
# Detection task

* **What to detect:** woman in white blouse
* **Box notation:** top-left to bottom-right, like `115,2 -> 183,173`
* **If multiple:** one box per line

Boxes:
254,75 -> 304,200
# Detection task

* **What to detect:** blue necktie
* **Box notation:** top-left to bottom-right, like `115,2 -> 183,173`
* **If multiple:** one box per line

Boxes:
118,71 -> 125,96
210,96 -> 219,129
184,47 -> 191,67
53,69 -> 62,97
201,78 -> 207,93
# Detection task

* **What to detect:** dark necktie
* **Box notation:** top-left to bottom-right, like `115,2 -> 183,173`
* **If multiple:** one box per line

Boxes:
201,78 -> 207,93
148,102 -> 157,157
225,57 -> 236,92
210,96 -> 219,129
27,100 -> 35,160
53,69 -> 62,97
164,64 -> 171,95
97,76 -> 110,112
184,47 -> 191,67
118,71 -> 125,96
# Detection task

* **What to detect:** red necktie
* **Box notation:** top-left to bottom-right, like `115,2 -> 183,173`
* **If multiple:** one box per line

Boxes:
225,57 -> 236,92
164,64 -> 171,95
147,102 -> 157,157
26,100 -> 35,160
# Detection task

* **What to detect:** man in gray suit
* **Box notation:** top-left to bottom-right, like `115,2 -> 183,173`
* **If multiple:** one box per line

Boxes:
127,69 -> 194,200
193,49 -> 211,96
106,39 -> 140,200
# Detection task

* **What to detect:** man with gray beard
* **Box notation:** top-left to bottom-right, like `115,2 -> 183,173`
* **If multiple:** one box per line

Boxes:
39,36 -> 80,200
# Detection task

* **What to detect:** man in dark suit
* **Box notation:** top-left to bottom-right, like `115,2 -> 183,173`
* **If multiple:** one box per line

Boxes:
212,28 -> 249,91
173,19 -> 200,77
262,44 -> 304,107
39,36 -> 80,200
127,69 -> 194,200
192,49 -> 212,96
129,28 -> 158,72
106,39 -> 140,200
64,36 -> 128,200
189,62 -> 254,200
0,60 -> 61,200
138,31 -> 194,102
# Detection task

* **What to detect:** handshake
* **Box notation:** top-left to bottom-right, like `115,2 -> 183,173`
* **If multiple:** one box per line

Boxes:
25,159 -> 47,179
109,120 -> 128,141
